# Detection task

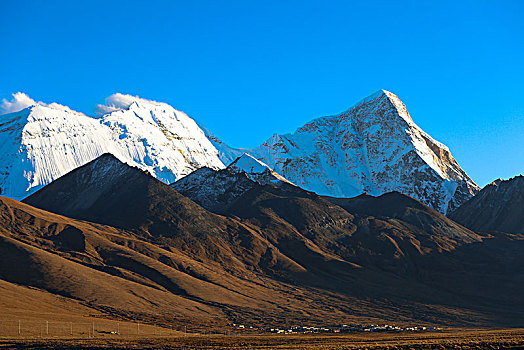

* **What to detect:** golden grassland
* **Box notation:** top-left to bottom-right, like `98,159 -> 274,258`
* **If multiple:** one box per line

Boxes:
0,328 -> 523,349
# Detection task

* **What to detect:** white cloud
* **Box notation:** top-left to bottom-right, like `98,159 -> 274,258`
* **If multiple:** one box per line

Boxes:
95,93 -> 167,116
1,92 -> 168,117
0,92 -> 38,114
0,92 -> 85,116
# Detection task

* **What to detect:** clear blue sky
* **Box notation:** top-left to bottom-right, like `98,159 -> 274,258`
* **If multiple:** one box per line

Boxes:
1,0 -> 523,187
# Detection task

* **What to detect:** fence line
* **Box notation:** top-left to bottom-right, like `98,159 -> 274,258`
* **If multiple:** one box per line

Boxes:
0,319 -> 188,338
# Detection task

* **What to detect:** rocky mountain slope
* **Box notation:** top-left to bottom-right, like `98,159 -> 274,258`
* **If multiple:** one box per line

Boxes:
209,90 -> 479,214
18,153 -> 524,327
227,153 -> 294,185
449,175 -> 524,234
171,153 -> 294,213
0,95 -> 224,199
174,160 -> 482,271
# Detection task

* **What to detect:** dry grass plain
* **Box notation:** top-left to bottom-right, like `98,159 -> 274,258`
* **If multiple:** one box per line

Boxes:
0,329 -> 523,349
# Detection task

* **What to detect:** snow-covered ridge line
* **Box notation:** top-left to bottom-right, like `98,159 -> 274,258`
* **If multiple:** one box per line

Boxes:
0,93 -> 225,199
0,89 -> 478,214
0,92 -> 86,116
382,90 -> 450,152
208,89 -> 478,213
227,153 -> 295,185
171,154 -> 294,213
95,93 -> 173,116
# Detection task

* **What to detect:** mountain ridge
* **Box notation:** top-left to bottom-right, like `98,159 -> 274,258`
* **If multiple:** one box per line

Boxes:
449,174 -> 524,234
11,153 -> 524,327
208,90 -> 478,213
0,97 -> 224,199
1,90 -> 477,214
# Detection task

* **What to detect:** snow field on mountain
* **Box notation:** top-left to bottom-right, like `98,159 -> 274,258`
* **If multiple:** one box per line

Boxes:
209,90 -> 479,213
0,95 -> 225,199
0,90 -> 478,213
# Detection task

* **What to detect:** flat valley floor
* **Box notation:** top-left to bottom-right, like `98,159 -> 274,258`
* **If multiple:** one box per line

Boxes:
0,329 -> 523,349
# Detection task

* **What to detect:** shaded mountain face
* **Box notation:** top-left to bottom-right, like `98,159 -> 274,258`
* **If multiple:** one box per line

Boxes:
0,98 -> 224,199
21,154 -> 303,282
22,154 -> 311,283
24,154 -> 360,281
449,175 -> 524,234
325,192 -> 482,247
9,154 -> 524,327
173,166 -> 524,326
0,196 -> 347,328
0,197 -> 222,324
209,90 -> 478,214
23,153 -> 480,276
23,153 -> 224,235
173,164 -> 482,273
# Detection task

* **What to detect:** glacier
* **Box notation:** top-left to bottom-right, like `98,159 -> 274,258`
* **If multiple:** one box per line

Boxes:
0,95 -> 224,199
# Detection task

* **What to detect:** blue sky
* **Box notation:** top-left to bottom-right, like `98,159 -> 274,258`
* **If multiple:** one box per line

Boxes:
1,0 -> 523,187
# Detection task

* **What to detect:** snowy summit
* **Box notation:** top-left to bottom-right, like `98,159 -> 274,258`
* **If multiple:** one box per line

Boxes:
208,90 -> 479,213
0,93 -> 224,199
0,90 -> 478,214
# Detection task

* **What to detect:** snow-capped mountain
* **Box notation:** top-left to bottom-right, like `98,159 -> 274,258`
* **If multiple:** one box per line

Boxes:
171,153 -> 293,212
209,90 -> 478,213
98,97 -> 224,181
0,94 -> 224,199
0,89 -> 477,213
